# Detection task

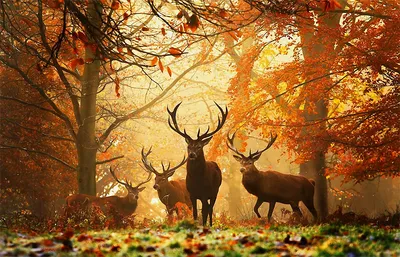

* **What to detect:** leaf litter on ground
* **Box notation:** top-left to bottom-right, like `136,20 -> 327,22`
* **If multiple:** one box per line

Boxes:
1,221 -> 399,256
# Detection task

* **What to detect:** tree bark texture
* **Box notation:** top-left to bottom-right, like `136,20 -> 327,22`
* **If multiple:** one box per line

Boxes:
298,0 -> 347,221
77,0 -> 102,195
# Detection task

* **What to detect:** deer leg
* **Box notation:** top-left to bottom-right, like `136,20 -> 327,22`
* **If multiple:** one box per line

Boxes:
191,196 -> 198,221
290,203 -> 303,217
254,198 -> 263,218
303,200 -> 318,223
201,199 -> 209,226
167,208 -> 174,217
209,197 -> 217,227
267,201 -> 276,222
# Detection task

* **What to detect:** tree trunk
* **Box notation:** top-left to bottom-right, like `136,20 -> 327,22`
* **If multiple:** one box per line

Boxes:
227,161 -> 242,218
299,99 -> 329,220
77,0 -> 102,195
298,1 -> 347,221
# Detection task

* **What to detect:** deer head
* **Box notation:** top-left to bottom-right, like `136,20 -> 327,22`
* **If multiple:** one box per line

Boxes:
227,132 -> 277,173
167,102 -> 228,160
141,147 -> 187,191
109,166 -> 152,203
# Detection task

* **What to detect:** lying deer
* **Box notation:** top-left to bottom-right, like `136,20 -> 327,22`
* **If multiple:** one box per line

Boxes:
141,147 -> 192,218
65,166 -> 152,222
227,133 -> 318,222
167,102 -> 227,226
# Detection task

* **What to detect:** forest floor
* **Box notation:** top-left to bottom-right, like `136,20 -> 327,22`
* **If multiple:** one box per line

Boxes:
1,220 -> 399,257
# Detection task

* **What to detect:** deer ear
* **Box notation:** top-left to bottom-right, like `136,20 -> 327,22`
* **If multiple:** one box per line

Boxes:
202,136 -> 212,145
138,187 -> 146,192
233,155 -> 242,162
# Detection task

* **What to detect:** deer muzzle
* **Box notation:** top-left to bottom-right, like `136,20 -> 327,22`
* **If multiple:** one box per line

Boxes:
188,152 -> 197,159
240,167 -> 246,173
153,184 -> 160,190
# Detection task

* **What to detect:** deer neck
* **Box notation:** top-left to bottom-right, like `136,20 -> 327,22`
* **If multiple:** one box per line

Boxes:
158,181 -> 173,200
119,195 -> 138,214
243,165 -> 260,176
187,151 -> 206,173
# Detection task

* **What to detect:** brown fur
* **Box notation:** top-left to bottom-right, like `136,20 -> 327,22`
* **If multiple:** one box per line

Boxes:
156,179 -> 192,216
240,164 -> 318,222
65,191 -> 140,218
65,167 -> 150,223
186,156 -> 222,226
227,133 -> 318,222
167,102 -> 227,226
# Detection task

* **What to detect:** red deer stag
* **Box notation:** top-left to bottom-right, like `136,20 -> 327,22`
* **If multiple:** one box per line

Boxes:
227,133 -> 318,222
141,147 -> 192,218
167,102 -> 228,226
65,167 -> 152,223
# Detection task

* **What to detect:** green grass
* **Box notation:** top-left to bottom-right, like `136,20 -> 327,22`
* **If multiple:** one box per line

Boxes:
1,222 -> 399,256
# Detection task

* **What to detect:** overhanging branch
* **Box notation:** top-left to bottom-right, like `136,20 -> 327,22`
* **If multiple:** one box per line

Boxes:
96,155 -> 124,165
0,144 -> 76,170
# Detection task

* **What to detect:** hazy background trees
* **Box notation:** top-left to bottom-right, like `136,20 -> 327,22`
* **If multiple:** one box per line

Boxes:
1,0 -> 398,223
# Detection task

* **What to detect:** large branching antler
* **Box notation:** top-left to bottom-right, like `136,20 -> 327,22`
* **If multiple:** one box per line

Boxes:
109,166 -> 132,188
227,132 -> 246,159
248,133 -> 278,159
141,147 -> 187,177
135,166 -> 153,188
227,132 -> 278,160
163,155 -> 187,177
168,102 -> 228,142
197,102 -> 228,141
167,102 -> 193,141
141,147 -> 162,176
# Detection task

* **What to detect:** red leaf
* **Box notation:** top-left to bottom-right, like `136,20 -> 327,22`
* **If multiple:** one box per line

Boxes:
158,60 -> 164,73
219,10 -> 228,18
167,66 -> 172,77
177,10 -> 183,19
228,31 -> 239,41
85,58 -> 94,63
161,28 -> 166,36
72,47 -> 79,55
150,57 -> 158,66
111,1 -> 120,10
123,12 -> 129,21
77,234 -> 93,242
187,14 -> 200,32
115,77 -> 120,97
20,18 -> 33,27
77,32 -> 88,43
117,47 -> 123,53
323,0 -> 342,11
142,27 -> 150,31
47,0 -> 61,9
63,229 -> 74,239
70,58 -> 84,69
42,239 -> 54,247
168,47 -> 183,57
71,32 -> 78,41
36,63 -> 42,72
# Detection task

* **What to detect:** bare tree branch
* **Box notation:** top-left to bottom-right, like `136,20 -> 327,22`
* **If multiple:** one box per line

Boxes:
0,144 -> 76,170
96,155 -> 124,165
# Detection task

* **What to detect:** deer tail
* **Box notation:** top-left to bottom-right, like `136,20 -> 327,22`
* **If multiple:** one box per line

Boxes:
309,179 -> 316,186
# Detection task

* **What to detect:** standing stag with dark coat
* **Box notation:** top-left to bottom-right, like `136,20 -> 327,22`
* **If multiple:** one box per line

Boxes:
141,147 -> 192,218
227,133 -> 318,222
167,102 -> 228,226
